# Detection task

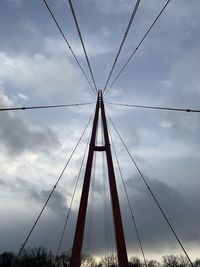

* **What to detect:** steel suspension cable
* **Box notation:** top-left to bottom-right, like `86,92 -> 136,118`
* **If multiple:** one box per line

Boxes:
107,113 -> 194,267
68,0 -> 98,93
56,129 -> 91,257
103,0 -> 141,94
105,101 -> 200,113
108,125 -> 147,267
105,0 -> 171,95
15,112 -> 94,262
0,102 -> 95,112
42,0 -> 96,96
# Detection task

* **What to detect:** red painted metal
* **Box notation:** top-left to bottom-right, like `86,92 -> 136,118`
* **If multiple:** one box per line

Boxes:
69,91 -> 128,267
100,91 -> 128,267
69,93 -> 100,267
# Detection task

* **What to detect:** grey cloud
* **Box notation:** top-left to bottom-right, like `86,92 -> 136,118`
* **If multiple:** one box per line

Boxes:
21,178 -> 69,217
0,0 -> 200,259
1,174 -> 200,257
122,175 -> 200,250
5,0 -> 23,7
85,0 -> 134,14
39,190 -> 68,217
0,179 -> 7,186
0,175 -> 77,254
0,92 -> 60,156
66,174 -> 200,255
0,52 -> 93,103
0,177 -> 68,216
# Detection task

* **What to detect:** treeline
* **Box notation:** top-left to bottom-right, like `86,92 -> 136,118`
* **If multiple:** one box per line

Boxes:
0,247 -> 200,267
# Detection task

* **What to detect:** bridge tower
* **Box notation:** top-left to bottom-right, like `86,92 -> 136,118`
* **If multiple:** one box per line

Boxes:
70,91 -> 128,267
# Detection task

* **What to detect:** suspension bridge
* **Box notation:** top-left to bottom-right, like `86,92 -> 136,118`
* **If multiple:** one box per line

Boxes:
1,1 -> 199,267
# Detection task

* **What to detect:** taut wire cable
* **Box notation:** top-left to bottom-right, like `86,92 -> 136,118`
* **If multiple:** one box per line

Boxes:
15,112 -> 94,262
107,113 -> 194,267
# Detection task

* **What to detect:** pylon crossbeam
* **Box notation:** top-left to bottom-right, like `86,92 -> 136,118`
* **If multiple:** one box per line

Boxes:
94,146 -> 106,151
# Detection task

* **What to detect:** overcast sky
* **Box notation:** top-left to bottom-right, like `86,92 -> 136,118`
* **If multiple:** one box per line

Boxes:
0,0 -> 200,263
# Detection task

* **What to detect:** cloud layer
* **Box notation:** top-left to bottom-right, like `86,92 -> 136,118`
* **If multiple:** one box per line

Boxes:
0,0 -> 200,261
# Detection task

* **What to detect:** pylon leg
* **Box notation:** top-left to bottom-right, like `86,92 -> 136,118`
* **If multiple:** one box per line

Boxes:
69,95 -> 99,267
100,92 -> 128,267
